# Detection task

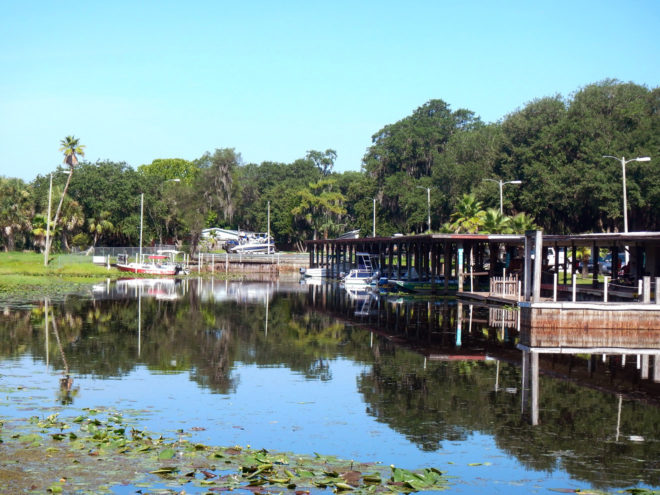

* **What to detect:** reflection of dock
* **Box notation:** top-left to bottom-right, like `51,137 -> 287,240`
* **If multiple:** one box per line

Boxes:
519,324 -> 660,425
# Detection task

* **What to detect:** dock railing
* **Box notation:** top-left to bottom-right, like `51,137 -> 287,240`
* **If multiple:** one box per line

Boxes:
490,274 -> 519,299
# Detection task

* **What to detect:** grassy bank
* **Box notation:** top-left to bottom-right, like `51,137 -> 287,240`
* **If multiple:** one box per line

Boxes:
0,252 -> 156,305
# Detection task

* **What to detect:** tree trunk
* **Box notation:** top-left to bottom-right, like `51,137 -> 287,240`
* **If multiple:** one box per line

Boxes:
46,169 -> 73,260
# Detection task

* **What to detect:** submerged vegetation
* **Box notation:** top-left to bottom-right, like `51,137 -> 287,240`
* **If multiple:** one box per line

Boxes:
1,405 -> 451,494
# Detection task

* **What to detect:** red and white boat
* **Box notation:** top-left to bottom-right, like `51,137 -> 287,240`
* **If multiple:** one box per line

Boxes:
116,255 -> 180,275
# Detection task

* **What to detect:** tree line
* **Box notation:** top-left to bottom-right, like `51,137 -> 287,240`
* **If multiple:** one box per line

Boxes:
0,79 -> 657,253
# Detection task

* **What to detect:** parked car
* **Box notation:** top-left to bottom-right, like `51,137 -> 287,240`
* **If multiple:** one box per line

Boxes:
598,253 -> 626,276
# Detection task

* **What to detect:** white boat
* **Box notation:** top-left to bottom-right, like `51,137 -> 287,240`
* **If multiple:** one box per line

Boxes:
201,227 -> 241,241
337,229 -> 360,239
116,254 -> 181,275
229,233 -> 275,254
341,252 -> 379,286
343,268 -> 377,286
300,266 -> 328,278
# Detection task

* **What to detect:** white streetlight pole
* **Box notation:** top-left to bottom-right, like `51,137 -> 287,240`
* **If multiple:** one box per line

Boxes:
483,179 -> 522,215
602,155 -> 651,234
603,155 -> 651,267
416,186 -> 432,234
139,192 -> 144,263
267,200 -> 271,254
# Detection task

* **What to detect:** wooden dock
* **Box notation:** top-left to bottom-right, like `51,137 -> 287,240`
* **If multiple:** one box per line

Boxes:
305,231 -> 660,328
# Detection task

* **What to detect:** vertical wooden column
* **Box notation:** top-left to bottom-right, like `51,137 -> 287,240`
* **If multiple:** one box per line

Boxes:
405,242 -> 412,279
444,242 -> 451,290
533,231 -> 543,302
592,241 -> 598,286
457,241 -> 464,292
524,231 -> 533,301
388,241 -> 394,278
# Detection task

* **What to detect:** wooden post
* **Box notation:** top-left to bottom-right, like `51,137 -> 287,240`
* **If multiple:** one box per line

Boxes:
643,276 -> 651,303
572,274 -> 577,302
553,273 -> 557,302
533,231 -> 542,303
604,276 -> 609,303
444,242 -> 451,290
457,242 -> 464,293
592,241 -> 598,287
524,231 -> 533,301
656,277 -> 660,304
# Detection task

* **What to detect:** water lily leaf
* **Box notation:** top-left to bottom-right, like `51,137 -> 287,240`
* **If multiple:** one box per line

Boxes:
334,482 -> 355,491
158,448 -> 176,460
149,466 -> 179,475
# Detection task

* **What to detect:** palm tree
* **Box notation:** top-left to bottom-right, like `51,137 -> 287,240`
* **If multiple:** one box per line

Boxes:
45,136 -> 85,262
449,193 -> 485,233
88,211 -> 114,247
509,212 -> 538,234
481,208 -> 512,234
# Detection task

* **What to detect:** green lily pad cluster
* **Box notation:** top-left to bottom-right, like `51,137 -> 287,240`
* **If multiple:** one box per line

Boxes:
2,408 -> 451,493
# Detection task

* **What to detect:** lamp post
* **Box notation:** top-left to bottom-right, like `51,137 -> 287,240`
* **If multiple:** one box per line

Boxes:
483,178 -> 522,215
416,186 -> 432,234
603,155 -> 651,266
602,155 -> 651,234
372,198 -> 376,237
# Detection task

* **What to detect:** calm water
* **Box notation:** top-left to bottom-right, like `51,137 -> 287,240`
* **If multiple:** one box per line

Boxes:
1,277 -> 659,493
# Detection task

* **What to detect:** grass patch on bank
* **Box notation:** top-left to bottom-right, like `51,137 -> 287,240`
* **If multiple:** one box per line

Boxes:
0,252 -> 115,278
0,252 -> 150,305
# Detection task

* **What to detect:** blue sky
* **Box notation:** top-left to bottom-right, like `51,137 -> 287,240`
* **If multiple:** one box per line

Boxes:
1,0 -> 658,181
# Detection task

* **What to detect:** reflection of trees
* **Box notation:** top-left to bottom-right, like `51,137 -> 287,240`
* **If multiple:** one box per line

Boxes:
357,350 -> 660,489
0,287 -> 658,489
0,289 -> 371,395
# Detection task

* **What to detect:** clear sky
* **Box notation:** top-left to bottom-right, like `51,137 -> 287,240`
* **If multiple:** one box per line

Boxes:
1,0 -> 658,181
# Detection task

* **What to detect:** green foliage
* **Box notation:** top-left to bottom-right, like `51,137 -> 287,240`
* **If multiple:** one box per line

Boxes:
71,232 -> 91,249
138,158 -> 198,185
291,178 -> 347,240
0,177 -> 34,251
481,208 -> 512,234
449,193 -> 485,233
1,80 -> 658,253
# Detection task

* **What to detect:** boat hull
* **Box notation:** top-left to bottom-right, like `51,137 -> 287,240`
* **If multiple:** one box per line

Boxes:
391,279 -> 458,294
302,267 -> 328,278
116,263 -> 178,276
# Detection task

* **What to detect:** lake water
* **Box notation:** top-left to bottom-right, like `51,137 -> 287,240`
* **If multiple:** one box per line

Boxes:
1,277 -> 659,493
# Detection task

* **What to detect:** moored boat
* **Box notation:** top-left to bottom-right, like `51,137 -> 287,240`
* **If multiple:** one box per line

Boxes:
342,268 -> 377,286
229,233 -> 275,254
116,255 -> 180,275
300,266 -> 328,278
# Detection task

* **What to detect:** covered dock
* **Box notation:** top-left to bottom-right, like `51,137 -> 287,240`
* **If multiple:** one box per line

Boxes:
305,231 -> 660,303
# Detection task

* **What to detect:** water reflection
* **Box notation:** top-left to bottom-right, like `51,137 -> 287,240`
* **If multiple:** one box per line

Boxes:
0,279 -> 658,491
